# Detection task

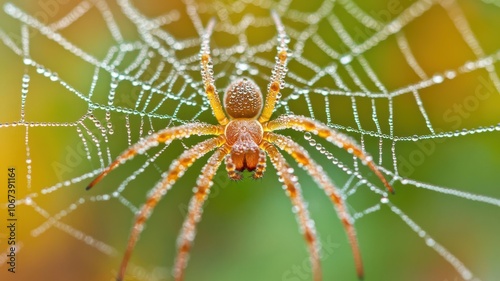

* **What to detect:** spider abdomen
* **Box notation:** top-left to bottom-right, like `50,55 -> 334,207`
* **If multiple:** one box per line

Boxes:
223,77 -> 263,119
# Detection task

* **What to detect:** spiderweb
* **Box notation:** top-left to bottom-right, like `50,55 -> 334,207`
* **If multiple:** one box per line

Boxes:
1,0 -> 499,280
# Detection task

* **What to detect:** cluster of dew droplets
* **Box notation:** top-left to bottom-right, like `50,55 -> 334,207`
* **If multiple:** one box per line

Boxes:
75,126 -> 92,161
267,12 -> 291,100
199,20 -> 217,89
235,61 -> 258,76
87,113 -> 112,164
24,126 -> 32,189
303,130 -> 388,198
106,75 -> 120,136
20,74 -> 30,121
303,131 -> 343,165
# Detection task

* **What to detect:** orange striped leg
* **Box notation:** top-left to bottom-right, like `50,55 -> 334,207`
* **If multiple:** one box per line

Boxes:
173,145 -> 230,281
86,123 -> 223,190
258,10 -> 289,123
200,18 -> 228,125
252,149 -> 267,179
265,132 -> 364,279
264,115 -> 394,194
225,154 -> 242,181
261,141 -> 322,281
115,136 -> 225,281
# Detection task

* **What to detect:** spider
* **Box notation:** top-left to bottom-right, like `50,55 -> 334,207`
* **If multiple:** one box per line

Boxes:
87,11 -> 393,281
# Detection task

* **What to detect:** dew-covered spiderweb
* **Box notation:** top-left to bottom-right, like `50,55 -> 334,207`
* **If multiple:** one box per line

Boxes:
1,0 -> 499,280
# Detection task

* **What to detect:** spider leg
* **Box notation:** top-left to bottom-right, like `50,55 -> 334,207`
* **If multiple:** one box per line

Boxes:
258,10 -> 290,123
200,18 -> 229,125
264,115 -> 394,194
86,123 -> 223,190
260,140 -> 322,281
225,154 -> 242,181
115,136 -> 225,281
252,149 -> 267,179
173,144 -> 230,281
265,132 -> 364,279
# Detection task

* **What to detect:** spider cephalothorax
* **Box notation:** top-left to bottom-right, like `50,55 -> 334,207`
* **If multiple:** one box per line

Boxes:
87,11 -> 393,281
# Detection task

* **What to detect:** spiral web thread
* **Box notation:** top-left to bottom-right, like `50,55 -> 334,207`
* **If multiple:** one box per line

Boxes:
1,0 -> 499,280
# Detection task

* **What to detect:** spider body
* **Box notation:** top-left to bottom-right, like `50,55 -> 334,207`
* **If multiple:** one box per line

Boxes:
223,77 -> 265,176
224,119 -> 263,173
87,11 -> 394,281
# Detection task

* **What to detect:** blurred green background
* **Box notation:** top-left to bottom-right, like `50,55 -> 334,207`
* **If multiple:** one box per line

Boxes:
1,0 -> 500,281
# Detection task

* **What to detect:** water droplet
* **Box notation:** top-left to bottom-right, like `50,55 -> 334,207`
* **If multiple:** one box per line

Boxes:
464,61 -> 475,71
340,54 -> 353,65
236,61 -> 249,71
387,21 -> 401,33
23,58 -> 32,65
432,74 -> 444,84
381,197 -> 389,204
444,70 -> 456,79
425,238 -> 435,246
50,73 -> 59,81
173,42 -> 182,50
411,135 -> 419,141
308,139 -> 317,146
235,45 -> 245,54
